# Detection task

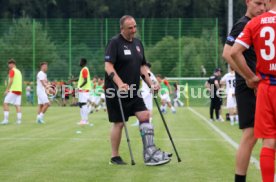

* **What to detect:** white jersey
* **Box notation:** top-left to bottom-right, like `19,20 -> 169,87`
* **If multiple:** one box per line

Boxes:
221,72 -> 235,95
141,71 -> 157,96
37,71 -> 47,92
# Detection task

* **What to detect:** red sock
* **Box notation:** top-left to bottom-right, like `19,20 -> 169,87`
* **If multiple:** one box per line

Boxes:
260,147 -> 275,182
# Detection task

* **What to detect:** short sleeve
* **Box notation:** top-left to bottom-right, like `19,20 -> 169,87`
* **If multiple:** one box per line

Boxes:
225,22 -> 246,46
82,68 -> 88,78
105,39 -> 117,64
235,22 -> 253,49
9,70 -> 15,78
38,72 -> 46,81
140,42 -> 147,65
164,80 -> 169,86
221,75 -> 227,82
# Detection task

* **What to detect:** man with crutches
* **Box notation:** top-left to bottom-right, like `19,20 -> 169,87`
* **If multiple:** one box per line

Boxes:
104,15 -> 171,166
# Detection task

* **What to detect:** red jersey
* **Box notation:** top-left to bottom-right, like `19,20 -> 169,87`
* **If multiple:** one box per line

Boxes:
236,11 -> 276,85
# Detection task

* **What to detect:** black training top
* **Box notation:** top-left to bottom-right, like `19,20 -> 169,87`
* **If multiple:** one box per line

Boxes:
207,74 -> 220,99
104,34 -> 146,95
225,16 -> 256,93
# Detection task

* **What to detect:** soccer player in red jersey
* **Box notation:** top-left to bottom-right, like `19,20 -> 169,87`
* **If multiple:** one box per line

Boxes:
231,1 -> 276,181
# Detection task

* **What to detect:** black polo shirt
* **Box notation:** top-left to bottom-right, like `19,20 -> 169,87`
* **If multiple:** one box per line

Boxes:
225,16 -> 256,93
104,34 -> 146,96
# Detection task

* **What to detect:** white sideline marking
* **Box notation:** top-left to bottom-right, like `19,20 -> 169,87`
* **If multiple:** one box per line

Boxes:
188,107 -> 260,170
0,137 -> 226,142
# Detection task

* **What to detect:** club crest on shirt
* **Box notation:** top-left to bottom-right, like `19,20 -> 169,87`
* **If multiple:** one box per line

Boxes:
136,46 -> 141,53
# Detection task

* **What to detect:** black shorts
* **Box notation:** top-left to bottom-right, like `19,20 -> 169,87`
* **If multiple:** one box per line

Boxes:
106,96 -> 147,123
236,87 -> 256,129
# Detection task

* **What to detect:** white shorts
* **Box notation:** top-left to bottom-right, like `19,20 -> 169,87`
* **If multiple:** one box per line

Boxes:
143,93 -> 153,110
37,90 -> 49,105
79,92 -> 90,103
226,93 -> 237,109
4,92 -> 21,106
160,93 -> 171,103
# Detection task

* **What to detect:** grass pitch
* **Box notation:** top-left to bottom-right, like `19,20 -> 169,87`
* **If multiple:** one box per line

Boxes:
0,106 -> 262,182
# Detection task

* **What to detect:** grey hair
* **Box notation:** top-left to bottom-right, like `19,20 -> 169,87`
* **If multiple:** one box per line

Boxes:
120,15 -> 134,29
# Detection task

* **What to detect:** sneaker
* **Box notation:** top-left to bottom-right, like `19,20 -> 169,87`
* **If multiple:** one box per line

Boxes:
1,120 -> 9,125
16,120 -> 21,125
109,156 -> 127,165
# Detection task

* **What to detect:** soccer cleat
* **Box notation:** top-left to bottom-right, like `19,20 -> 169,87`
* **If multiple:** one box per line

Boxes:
16,120 -> 21,125
78,120 -> 88,125
209,119 -> 214,122
230,121 -> 235,126
37,118 -> 45,124
109,156 -> 127,165
172,110 -> 176,114
1,120 -> 9,125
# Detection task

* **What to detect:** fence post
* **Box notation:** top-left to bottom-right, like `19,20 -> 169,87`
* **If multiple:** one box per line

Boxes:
142,18 -> 145,45
105,18 -> 108,45
178,18 -> 182,77
69,18 -> 72,77
32,19 -> 36,102
215,18 -> 219,68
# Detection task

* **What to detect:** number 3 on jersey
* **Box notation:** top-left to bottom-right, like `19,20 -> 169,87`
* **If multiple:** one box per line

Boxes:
260,26 -> 275,61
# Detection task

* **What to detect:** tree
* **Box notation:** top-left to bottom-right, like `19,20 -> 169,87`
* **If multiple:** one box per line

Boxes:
0,18 -> 59,81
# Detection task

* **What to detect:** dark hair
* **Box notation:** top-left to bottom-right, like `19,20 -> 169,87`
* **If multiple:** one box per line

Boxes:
8,59 -> 16,65
40,62 -> 48,67
120,15 -> 134,29
156,74 -> 163,78
80,58 -> 87,65
145,62 -> 152,68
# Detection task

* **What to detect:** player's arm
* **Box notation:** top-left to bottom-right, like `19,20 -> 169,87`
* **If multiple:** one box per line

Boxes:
222,44 -> 246,78
5,78 -> 13,94
205,81 -> 211,92
214,80 -> 220,90
231,43 -> 259,88
105,62 -> 128,90
140,65 -> 160,92
5,70 -> 14,95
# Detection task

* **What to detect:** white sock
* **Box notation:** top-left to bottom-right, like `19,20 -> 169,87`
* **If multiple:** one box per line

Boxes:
37,114 -> 39,119
17,112 -> 22,121
150,117 -> 153,123
235,115 -> 239,121
4,111 -> 9,121
230,115 -> 234,122
171,107 -> 176,112
80,108 -> 84,120
39,112 -> 44,119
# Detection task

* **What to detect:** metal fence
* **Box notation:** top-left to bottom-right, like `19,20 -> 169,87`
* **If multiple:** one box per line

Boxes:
0,18 -> 223,84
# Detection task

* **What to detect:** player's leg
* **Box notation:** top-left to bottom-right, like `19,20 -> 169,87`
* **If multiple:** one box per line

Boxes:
255,83 -> 276,182
14,95 -> 22,124
106,96 -> 127,165
78,92 -> 90,124
235,128 -> 257,178
165,94 -> 175,113
235,87 -> 257,181
134,97 -> 171,166
2,93 -> 16,124
37,90 -> 50,123
209,98 -> 215,121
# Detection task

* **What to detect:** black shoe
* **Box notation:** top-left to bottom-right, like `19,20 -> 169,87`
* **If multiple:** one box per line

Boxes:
109,156 -> 127,165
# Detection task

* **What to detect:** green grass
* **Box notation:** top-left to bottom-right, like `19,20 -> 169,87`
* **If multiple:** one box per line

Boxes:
0,106 -> 262,182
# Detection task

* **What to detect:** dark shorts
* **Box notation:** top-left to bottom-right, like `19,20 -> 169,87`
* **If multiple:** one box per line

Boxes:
236,87 -> 256,129
106,95 -> 147,122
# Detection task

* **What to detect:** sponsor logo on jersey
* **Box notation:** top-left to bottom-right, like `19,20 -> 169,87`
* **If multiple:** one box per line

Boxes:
227,36 -> 235,42
136,46 -> 141,53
